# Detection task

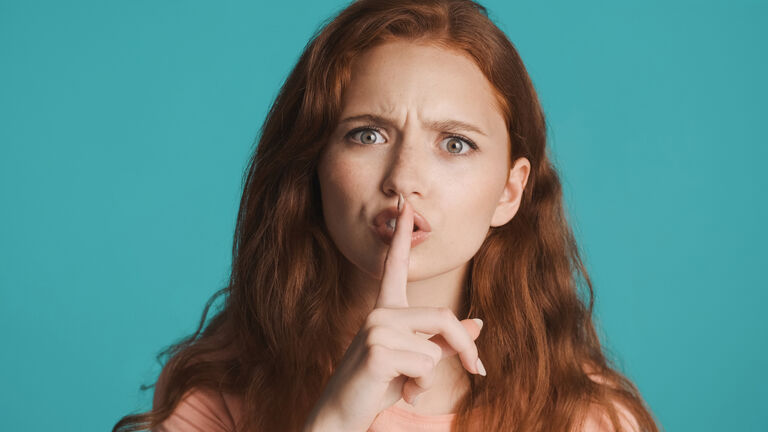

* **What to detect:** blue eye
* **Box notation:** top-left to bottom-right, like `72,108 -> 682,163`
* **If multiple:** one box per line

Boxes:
440,136 -> 478,156
346,127 -> 385,145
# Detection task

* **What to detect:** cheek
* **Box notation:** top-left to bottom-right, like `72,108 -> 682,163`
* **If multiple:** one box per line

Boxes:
317,151 -> 386,278
317,151 -> 378,252
319,158 -> 369,214
437,168 -> 504,249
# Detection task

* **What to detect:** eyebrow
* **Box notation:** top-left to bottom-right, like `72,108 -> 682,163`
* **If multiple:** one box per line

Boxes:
338,113 -> 487,137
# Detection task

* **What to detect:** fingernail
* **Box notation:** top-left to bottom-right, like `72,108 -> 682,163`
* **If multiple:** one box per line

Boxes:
397,193 -> 404,213
476,358 -> 486,376
410,393 -> 421,406
472,318 -> 484,330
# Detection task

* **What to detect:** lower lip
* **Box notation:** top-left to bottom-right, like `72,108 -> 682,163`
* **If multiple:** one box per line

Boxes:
372,224 -> 431,248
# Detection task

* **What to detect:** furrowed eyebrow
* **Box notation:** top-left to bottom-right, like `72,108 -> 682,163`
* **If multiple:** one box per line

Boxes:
338,113 -> 487,137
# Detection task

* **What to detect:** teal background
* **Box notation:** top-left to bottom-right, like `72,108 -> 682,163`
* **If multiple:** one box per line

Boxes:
1,0 -> 765,430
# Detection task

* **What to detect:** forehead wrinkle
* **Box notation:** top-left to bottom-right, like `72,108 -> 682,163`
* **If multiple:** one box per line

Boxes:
341,85 -> 495,139
341,44 -> 501,138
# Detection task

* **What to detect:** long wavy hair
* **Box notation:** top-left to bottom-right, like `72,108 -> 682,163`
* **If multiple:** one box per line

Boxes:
113,0 -> 660,430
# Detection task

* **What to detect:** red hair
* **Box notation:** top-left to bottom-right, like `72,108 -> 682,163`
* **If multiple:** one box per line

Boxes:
114,0 -> 660,430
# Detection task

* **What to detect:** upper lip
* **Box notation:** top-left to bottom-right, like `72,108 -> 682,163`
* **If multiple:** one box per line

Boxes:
373,206 -> 432,232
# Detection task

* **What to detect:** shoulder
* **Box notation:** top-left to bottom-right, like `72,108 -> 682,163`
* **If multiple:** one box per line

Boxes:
579,400 -> 641,432
578,368 -> 641,432
154,387 -> 240,432
153,363 -> 244,432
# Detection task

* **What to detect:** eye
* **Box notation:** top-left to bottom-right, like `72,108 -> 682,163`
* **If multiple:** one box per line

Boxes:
440,136 -> 478,156
346,127 -> 385,145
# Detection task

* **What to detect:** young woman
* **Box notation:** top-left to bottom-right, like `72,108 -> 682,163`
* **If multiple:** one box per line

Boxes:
114,0 -> 660,431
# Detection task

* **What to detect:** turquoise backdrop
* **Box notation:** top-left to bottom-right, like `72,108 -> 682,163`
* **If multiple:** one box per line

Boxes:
1,0 -> 765,431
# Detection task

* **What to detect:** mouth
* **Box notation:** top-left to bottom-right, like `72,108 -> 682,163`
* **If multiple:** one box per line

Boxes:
371,206 -> 432,247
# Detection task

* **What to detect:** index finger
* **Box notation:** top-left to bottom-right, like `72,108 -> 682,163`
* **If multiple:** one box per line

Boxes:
376,193 -> 413,309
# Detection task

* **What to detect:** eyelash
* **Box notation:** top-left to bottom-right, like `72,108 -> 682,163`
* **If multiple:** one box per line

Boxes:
344,124 -> 479,156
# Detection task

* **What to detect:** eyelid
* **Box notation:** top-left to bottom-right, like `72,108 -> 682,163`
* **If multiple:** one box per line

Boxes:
440,135 -> 479,156
344,124 -> 386,144
344,124 -> 479,156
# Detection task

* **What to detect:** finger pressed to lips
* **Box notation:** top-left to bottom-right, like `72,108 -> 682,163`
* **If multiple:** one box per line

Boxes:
376,194 -> 413,309
373,196 -> 482,376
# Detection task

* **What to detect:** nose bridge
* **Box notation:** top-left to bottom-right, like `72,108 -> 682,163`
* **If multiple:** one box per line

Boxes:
381,128 -> 427,197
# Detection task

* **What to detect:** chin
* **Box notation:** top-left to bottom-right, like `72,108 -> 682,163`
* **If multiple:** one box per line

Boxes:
350,250 -> 453,284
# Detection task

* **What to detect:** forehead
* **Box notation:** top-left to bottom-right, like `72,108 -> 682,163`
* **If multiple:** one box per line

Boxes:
341,40 -> 506,132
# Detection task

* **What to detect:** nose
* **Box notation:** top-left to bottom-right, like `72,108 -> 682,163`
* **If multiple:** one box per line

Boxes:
380,134 -> 427,200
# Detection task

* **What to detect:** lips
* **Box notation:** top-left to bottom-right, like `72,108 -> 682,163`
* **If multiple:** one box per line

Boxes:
371,205 -> 432,247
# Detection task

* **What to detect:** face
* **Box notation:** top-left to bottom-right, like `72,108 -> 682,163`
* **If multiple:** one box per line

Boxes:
317,39 -> 530,281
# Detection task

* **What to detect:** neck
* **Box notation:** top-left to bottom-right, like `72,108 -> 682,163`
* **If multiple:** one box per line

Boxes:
344,259 -> 472,319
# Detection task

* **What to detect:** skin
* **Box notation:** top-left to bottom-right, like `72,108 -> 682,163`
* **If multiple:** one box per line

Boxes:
310,40 -> 530,430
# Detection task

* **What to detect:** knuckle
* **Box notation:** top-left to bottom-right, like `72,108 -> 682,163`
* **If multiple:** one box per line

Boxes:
366,344 -> 388,369
470,339 -> 480,355
365,326 -> 385,347
466,342 -> 479,360
437,307 -> 455,322
460,336 -> 476,355
365,309 -> 385,328
436,309 -> 468,335
428,344 -> 442,363
419,354 -> 435,372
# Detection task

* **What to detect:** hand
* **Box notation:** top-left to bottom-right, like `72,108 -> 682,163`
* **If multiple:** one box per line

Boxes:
303,194 -> 485,432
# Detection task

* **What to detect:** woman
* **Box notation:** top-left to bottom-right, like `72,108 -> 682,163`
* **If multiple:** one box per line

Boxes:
114,0 -> 660,430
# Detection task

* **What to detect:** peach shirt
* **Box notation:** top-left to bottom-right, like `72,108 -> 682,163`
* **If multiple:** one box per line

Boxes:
153,386 -> 639,431
153,387 -> 460,432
